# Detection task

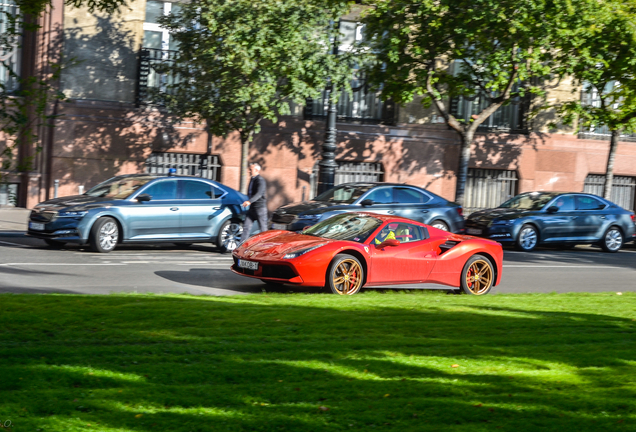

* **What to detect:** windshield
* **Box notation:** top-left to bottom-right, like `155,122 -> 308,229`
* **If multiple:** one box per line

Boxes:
304,213 -> 381,243
85,176 -> 156,199
313,185 -> 374,204
499,193 -> 558,211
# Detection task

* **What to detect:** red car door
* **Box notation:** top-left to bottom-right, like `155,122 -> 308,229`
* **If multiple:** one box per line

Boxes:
367,222 -> 437,285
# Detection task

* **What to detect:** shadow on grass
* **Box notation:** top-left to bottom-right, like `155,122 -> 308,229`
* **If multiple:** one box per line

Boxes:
0,294 -> 634,431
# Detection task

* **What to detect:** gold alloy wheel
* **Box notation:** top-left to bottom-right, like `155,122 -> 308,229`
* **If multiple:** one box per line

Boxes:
465,259 -> 493,295
331,259 -> 363,295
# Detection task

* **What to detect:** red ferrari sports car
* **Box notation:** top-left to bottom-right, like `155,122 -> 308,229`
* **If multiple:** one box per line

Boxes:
232,212 -> 503,295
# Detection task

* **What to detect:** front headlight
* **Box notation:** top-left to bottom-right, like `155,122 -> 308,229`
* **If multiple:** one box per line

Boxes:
298,214 -> 321,221
58,210 -> 88,218
489,219 -> 513,227
283,243 -> 326,259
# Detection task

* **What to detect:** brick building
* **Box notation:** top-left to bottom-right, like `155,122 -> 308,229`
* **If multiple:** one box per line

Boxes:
2,0 -> 635,214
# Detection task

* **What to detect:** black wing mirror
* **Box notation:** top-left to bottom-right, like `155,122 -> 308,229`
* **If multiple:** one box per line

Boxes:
136,194 -> 152,202
360,199 -> 374,207
546,205 -> 559,213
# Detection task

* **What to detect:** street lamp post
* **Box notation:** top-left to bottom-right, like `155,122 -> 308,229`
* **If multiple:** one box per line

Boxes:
317,20 -> 340,196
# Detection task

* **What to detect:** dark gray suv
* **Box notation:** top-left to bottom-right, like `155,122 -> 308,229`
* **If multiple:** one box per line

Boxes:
270,182 -> 465,233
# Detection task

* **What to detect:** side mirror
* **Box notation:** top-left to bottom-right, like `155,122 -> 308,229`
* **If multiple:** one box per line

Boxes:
546,205 -> 559,213
378,239 -> 400,248
360,199 -> 374,207
136,194 -> 152,202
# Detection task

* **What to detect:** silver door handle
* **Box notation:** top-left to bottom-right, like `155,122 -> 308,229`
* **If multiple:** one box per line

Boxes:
212,207 -> 221,210
421,210 -> 429,213
388,211 -> 395,214
170,207 -> 179,211
600,215 -> 607,219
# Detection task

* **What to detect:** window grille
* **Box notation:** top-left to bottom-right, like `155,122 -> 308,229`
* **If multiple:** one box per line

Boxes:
136,48 -> 179,106
583,174 -> 636,211
578,83 -> 636,141
0,182 -> 17,207
0,0 -> 20,91
304,86 -> 396,125
310,161 -> 384,198
464,168 -> 518,215
145,153 -> 222,182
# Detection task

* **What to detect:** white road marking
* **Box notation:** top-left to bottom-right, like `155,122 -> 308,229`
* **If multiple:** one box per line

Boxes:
504,265 -> 628,269
0,240 -> 31,248
0,263 -> 126,266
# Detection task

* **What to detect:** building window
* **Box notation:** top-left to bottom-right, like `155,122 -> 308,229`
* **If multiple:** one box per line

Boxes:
464,168 -> 518,215
310,161 -> 384,198
0,0 -> 20,91
0,182 -> 17,207
145,153 -> 222,182
578,82 -> 636,141
583,174 -> 636,211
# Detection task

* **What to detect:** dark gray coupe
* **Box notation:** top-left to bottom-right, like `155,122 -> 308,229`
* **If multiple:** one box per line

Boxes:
27,174 -> 248,253
465,192 -> 636,252
270,182 -> 465,233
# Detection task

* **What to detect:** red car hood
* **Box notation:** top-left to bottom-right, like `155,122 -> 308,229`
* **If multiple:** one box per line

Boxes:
237,232 -> 332,259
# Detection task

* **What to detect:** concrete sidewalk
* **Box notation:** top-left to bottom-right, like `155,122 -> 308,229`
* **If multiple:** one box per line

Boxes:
0,207 -> 30,231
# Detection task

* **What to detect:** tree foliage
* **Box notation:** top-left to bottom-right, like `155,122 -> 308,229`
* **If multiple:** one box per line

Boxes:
552,0 -> 636,199
361,0 -> 574,205
154,0 -> 356,193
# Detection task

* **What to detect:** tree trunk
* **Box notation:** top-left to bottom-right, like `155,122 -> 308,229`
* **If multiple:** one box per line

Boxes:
205,119 -> 214,154
454,130 -> 474,206
603,129 -> 620,200
239,132 -> 251,194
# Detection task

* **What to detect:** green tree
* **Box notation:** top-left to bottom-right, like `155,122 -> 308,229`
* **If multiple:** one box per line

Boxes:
361,0 -> 562,205
552,1 -> 636,200
154,0 -> 355,193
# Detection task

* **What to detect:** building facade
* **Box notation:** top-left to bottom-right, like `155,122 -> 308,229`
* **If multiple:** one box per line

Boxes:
2,0 -> 635,214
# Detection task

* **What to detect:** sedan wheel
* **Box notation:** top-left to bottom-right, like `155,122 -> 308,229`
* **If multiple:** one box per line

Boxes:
460,254 -> 494,295
89,217 -> 119,253
430,220 -> 449,231
218,220 -> 243,253
516,224 -> 538,251
327,254 -> 364,295
601,227 -> 623,253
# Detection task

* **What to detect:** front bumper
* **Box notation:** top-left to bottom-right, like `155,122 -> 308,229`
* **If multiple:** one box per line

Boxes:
230,257 -> 304,284
26,213 -> 88,243
465,222 -> 515,243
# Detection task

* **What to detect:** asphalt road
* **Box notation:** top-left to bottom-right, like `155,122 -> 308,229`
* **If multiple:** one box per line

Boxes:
0,230 -> 634,295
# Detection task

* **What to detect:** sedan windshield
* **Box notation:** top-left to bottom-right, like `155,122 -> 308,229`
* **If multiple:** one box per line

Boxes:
313,185 -> 374,204
85,176 -> 156,199
499,192 -> 559,211
304,213 -> 381,243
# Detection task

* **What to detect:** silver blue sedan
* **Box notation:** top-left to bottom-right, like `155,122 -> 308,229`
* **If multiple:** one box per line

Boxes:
26,174 -> 247,253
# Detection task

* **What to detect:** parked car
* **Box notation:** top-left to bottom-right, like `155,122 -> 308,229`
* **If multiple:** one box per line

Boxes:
233,212 -> 502,295
26,173 -> 248,253
465,191 -> 636,252
270,182 -> 465,233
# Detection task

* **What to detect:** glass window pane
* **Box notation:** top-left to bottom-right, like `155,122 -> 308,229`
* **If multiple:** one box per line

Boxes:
365,188 -> 393,204
576,196 -> 606,210
143,180 -> 177,200
552,196 -> 575,211
339,21 -> 357,47
145,0 -> 164,24
394,188 -> 427,204
143,30 -> 162,49
182,180 -> 212,199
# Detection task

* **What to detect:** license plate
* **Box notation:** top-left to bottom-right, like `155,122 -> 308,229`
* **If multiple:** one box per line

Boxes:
29,222 -> 45,231
467,228 -> 482,235
271,223 -> 287,230
238,259 -> 258,270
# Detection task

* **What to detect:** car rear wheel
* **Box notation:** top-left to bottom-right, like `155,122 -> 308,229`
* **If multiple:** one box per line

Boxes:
460,254 -> 494,295
89,217 -> 119,253
430,220 -> 449,231
516,224 -> 538,251
218,220 -> 243,253
326,254 -> 364,295
44,239 -> 66,248
601,226 -> 623,253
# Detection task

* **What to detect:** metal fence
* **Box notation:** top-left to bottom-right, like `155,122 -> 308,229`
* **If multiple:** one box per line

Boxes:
145,153 -> 222,181
304,86 -> 396,125
310,161 -> 384,198
464,168 -> 518,215
583,174 -> 636,211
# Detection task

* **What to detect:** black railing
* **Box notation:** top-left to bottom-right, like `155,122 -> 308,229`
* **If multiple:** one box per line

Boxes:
304,86 -> 396,125
136,48 -> 179,106
450,93 -> 529,133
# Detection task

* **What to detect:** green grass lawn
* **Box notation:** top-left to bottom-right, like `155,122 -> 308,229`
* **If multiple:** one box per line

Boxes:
1,291 -> 635,432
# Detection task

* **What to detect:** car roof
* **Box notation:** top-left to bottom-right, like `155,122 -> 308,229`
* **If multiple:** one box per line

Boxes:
336,182 -> 424,188
112,173 -> 216,181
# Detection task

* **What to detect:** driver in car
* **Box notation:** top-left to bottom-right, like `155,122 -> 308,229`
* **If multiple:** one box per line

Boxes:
374,223 -> 398,245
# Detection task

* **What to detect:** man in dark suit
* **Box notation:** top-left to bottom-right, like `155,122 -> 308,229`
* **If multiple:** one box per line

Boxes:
240,163 -> 268,244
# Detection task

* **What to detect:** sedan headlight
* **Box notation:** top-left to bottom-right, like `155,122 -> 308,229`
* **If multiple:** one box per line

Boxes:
283,243 -> 326,259
58,210 -> 88,218
298,214 -> 321,221
489,219 -> 513,227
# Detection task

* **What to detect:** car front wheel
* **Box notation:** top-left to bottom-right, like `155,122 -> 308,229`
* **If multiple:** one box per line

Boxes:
601,226 -> 623,253
89,217 -> 119,253
326,254 -> 364,295
516,224 -> 538,251
218,220 -> 243,253
460,254 -> 494,295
